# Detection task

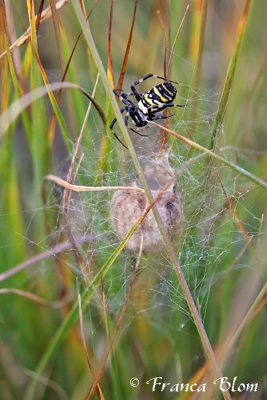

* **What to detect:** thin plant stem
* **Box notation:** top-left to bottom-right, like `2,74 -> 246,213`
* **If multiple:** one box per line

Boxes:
209,0 -> 251,149
166,4 -> 190,77
44,175 -> 144,193
116,0 -> 138,92
0,234 -> 106,283
190,0 -> 208,139
149,121 -> 267,190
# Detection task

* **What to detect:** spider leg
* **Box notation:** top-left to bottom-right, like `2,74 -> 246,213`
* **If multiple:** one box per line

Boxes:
124,104 -> 137,126
133,73 -> 179,86
173,103 -> 187,108
110,117 -> 117,130
124,111 -> 130,126
123,104 -> 146,128
130,128 -> 148,137
113,133 -> 128,149
109,106 -> 128,130
109,106 -> 128,149
150,113 -> 175,121
147,102 -> 187,113
115,89 -> 144,97
113,89 -> 132,106
129,91 -> 144,96
132,110 -> 144,126
130,85 -> 142,102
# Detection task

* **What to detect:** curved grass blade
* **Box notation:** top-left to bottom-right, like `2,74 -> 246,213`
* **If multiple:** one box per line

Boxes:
0,82 -> 106,147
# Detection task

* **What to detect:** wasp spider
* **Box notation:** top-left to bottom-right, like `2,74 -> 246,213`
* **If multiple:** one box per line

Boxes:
110,73 -> 186,148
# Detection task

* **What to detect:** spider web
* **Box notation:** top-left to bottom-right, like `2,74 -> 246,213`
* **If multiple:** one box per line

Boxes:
39,73 -> 264,332
3,68 -> 265,363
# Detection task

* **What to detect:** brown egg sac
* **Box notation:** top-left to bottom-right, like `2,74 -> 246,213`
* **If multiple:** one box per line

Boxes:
110,172 -> 183,253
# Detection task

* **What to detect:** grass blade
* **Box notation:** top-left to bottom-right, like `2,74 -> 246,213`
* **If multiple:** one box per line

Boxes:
190,0 -> 208,139
116,0 -> 138,92
150,121 -> 267,190
209,0 -> 251,149
107,0 -> 115,88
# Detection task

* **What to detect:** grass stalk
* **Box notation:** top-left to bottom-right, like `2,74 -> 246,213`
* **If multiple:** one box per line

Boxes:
190,0 -> 208,139
209,0 -> 251,149
150,121 -> 267,190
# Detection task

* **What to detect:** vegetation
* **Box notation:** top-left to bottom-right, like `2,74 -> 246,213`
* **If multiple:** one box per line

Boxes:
0,1 -> 266,399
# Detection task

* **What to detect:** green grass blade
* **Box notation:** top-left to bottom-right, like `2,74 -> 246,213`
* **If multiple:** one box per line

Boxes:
209,0 -> 251,149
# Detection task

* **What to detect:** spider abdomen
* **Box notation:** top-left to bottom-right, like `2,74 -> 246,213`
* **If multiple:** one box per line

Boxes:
139,82 -> 177,114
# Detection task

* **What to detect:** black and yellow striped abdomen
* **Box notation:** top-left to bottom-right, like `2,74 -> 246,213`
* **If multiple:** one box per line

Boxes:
138,82 -> 177,114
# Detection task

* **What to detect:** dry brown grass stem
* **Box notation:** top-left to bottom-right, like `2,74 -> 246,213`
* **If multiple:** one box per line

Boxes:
0,0 -> 69,60
44,175 -> 145,193
0,288 -> 71,308
0,233 -> 106,283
